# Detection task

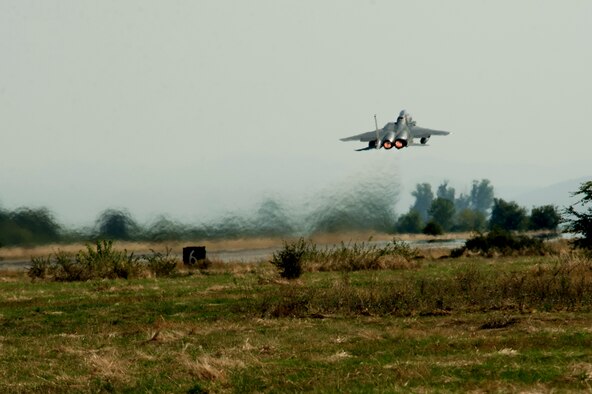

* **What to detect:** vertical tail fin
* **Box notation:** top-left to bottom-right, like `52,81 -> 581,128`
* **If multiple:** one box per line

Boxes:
374,114 -> 380,149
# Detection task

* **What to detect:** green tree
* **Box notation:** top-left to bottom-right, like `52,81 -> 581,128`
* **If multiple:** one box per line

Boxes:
146,216 -> 186,241
423,220 -> 443,236
563,180 -> 592,250
10,208 -> 61,243
454,193 -> 471,211
489,198 -> 528,231
470,179 -> 494,214
0,207 -> 61,245
428,197 -> 455,232
411,183 -> 434,221
96,209 -> 138,240
252,198 -> 295,237
437,181 -> 455,202
396,210 -> 424,234
529,205 -> 560,231
454,208 -> 486,232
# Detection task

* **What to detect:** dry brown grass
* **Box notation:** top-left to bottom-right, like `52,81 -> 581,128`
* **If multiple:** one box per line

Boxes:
181,353 -> 245,382
85,348 -> 130,382
0,232 -> 471,261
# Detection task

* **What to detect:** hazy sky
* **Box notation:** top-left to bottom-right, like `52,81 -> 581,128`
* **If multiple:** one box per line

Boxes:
1,1 -> 591,226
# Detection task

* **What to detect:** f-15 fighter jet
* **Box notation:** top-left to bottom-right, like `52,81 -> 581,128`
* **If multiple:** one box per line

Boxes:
341,110 -> 451,151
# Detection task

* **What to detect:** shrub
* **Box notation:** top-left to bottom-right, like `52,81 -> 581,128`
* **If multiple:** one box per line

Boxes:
145,247 -> 178,277
28,256 -> 51,280
279,238 -> 420,272
270,238 -> 308,279
452,230 -> 549,257
28,240 -> 142,281
395,210 -> 424,234
76,240 -> 142,280
423,221 -> 443,236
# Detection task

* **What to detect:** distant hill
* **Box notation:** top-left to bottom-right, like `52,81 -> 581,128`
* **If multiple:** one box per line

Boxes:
512,176 -> 591,209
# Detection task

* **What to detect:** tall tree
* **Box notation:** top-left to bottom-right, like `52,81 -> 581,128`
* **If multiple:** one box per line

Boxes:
396,210 -> 424,234
437,181 -> 455,202
529,205 -> 560,231
489,198 -> 528,231
96,209 -> 138,240
428,197 -> 456,232
455,208 -> 487,232
411,183 -> 434,221
454,193 -> 471,211
563,180 -> 592,250
470,179 -> 494,214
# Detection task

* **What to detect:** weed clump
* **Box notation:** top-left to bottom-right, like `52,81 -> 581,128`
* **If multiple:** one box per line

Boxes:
26,240 -> 184,281
269,238 -> 420,277
307,239 -> 420,272
145,247 -> 178,277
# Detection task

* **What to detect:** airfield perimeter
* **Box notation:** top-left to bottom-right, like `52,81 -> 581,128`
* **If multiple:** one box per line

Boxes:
0,232 -> 467,270
1,234 -> 592,392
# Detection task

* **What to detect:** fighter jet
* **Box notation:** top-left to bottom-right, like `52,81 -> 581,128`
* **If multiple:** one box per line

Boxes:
340,110 -> 451,151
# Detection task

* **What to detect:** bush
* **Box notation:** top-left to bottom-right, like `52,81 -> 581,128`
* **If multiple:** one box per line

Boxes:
272,238 -> 420,273
423,221 -> 443,236
28,255 -> 51,280
76,240 -> 142,280
452,230 -> 549,257
145,247 -> 178,277
270,238 -> 308,279
395,210 -> 424,234
28,240 -> 142,281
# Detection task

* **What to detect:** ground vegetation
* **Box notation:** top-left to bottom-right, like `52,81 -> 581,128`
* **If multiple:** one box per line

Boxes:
1,239 -> 591,392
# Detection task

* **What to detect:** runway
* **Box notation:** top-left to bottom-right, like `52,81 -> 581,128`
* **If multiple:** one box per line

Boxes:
0,238 -> 465,271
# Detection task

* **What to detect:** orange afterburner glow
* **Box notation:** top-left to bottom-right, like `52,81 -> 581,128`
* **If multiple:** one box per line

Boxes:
395,140 -> 404,149
383,141 -> 392,149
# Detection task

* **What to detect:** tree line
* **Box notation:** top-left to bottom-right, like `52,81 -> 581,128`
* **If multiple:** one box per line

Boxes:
1,180 -> 591,249
395,179 -> 561,235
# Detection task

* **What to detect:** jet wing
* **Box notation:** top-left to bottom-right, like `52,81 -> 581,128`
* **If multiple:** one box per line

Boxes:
410,126 -> 451,138
340,130 -> 384,142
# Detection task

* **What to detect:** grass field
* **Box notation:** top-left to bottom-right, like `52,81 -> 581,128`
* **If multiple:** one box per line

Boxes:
0,232 -> 470,261
1,241 -> 592,392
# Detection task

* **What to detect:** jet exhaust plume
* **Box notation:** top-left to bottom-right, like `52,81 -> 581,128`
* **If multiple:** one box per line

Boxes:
187,173 -> 400,239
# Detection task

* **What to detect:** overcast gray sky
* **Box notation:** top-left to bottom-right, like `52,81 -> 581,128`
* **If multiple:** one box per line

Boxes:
1,1 -> 591,226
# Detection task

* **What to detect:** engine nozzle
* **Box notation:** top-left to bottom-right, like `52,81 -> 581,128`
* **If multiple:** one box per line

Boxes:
394,139 -> 407,149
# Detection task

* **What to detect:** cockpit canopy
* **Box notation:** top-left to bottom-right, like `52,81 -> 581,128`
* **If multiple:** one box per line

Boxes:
397,109 -> 409,122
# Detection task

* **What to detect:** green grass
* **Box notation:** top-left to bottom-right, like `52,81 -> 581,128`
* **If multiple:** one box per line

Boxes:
2,253 -> 592,392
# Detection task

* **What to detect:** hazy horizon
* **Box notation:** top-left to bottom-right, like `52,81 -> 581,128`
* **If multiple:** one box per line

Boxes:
2,1 -> 591,226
